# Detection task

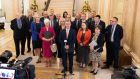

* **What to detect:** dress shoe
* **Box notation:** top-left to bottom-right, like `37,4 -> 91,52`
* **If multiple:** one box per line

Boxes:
90,69 -> 95,73
103,62 -> 106,64
101,65 -> 110,69
36,60 -> 41,63
36,58 -> 41,63
61,69 -> 67,73
93,69 -> 98,75
69,72 -> 74,75
27,49 -> 31,53
21,53 -> 25,55
63,72 -> 67,77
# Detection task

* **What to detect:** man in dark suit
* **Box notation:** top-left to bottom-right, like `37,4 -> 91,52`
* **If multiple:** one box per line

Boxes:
87,12 -> 95,33
26,10 -> 33,52
40,11 -> 49,25
72,13 -> 82,54
56,13 -> 61,26
94,15 -> 106,35
10,13 -> 28,57
59,21 -> 76,75
49,14 -> 59,57
49,9 -> 57,20
102,17 -> 123,70
72,13 -> 82,33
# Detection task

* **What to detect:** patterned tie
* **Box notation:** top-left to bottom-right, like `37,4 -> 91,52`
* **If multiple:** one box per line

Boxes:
111,25 -> 115,42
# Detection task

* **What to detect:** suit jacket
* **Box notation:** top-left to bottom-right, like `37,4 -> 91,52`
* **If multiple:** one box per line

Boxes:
10,17 -> 28,39
87,18 -> 95,33
59,28 -> 76,53
92,33 -> 104,52
54,19 -> 61,44
97,20 -> 105,34
72,18 -> 82,33
105,24 -> 123,48
40,17 -> 49,26
26,16 -> 33,31
31,22 -> 43,41
77,28 -> 91,46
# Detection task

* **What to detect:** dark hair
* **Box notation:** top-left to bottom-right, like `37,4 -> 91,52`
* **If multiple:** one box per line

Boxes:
80,22 -> 88,30
95,15 -> 101,19
95,25 -> 102,30
113,17 -> 118,21
63,11 -> 68,18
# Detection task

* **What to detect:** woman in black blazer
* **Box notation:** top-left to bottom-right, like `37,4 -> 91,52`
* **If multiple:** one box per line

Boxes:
89,25 -> 104,75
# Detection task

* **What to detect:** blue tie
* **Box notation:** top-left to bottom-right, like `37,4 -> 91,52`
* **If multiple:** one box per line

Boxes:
17,19 -> 22,29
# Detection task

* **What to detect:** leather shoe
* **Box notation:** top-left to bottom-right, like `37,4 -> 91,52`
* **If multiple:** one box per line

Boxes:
69,72 -> 74,75
93,69 -> 98,75
61,69 -> 67,73
27,49 -> 31,53
90,69 -> 95,73
36,59 -> 41,63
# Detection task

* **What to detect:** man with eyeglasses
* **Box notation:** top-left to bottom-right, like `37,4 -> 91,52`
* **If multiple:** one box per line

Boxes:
102,17 -> 123,71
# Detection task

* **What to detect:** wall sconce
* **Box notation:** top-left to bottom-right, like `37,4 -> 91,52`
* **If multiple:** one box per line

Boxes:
30,0 -> 38,12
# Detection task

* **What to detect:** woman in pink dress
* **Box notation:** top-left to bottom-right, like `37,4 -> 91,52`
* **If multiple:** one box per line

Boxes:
39,19 -> 55,67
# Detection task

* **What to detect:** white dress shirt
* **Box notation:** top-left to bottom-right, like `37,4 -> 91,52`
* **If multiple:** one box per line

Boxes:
66,28 -> 70,39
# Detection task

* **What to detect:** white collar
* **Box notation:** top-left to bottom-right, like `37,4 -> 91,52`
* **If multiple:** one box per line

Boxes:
66,28 -> 70,31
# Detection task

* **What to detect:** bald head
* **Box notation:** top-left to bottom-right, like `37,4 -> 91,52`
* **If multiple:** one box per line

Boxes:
56,13 -> 61,20
15,13 -> 21,19
50,9 -> 54,15
76,13 -> 81,20
28,10 -> 33,17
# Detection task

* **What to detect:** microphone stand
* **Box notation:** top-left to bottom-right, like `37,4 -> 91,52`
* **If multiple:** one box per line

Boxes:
64,40 -> 68,78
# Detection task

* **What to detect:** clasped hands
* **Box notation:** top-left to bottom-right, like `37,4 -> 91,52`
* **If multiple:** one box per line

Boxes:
89,44 -> 97,52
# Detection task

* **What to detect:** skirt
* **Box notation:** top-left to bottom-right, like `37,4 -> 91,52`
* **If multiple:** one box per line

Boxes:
32,40 -> 42,49
89,51 -> 101,63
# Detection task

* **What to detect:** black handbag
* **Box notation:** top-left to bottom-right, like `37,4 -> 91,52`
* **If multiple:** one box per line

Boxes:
43,31 -> 52,39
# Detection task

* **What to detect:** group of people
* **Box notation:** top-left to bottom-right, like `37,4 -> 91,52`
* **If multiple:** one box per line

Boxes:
10,9 -> 123,75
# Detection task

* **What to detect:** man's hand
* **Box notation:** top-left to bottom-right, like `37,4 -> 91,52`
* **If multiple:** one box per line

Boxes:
65,45 -> 69,49
90,45 -> 94,51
